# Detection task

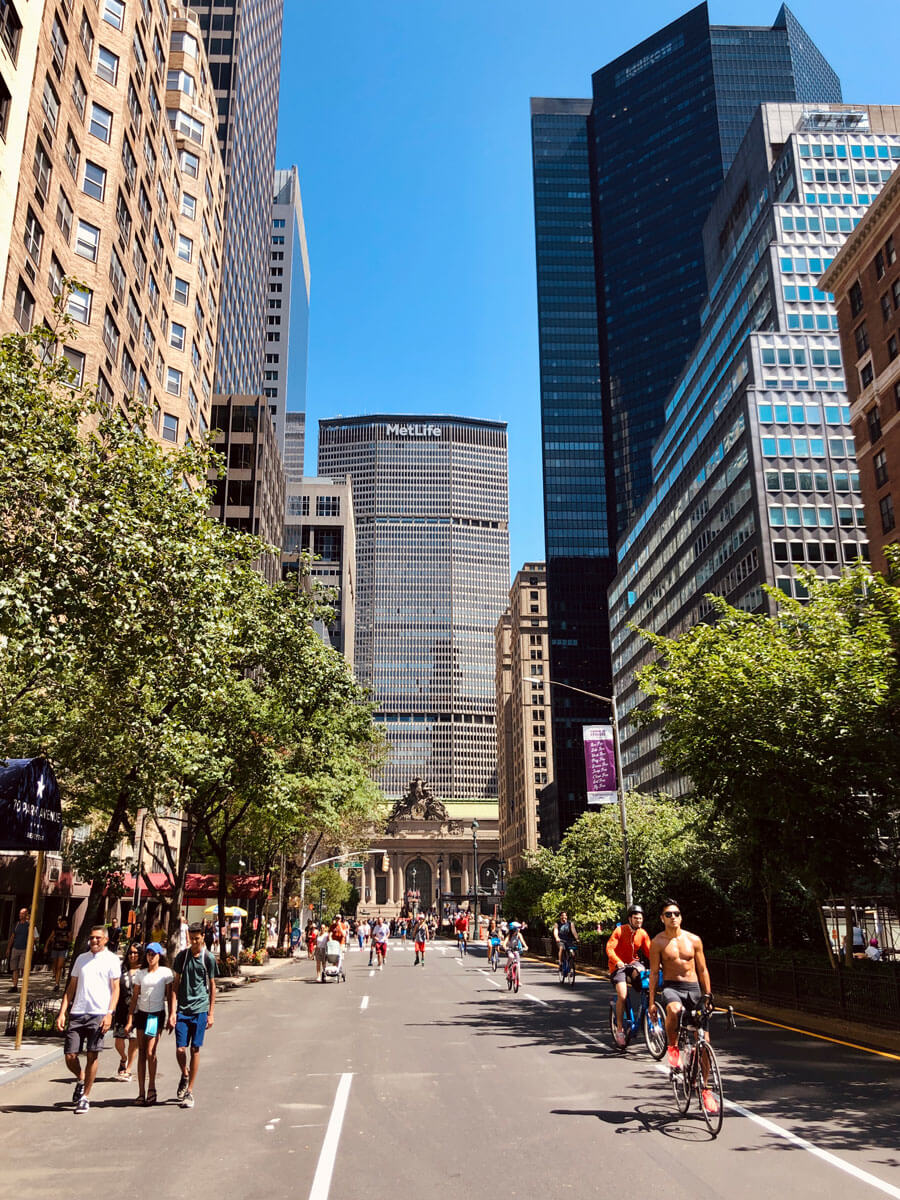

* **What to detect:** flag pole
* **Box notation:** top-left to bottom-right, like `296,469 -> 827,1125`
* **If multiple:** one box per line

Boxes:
15,850 -> 44,1050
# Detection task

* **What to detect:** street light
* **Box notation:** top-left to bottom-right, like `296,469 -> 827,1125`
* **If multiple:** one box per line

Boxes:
526,675 -> 633,907
472,819 -> 479,941
411,866 -> 418,916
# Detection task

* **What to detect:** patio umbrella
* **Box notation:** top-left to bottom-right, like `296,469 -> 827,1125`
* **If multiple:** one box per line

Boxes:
204,904 -> 249,916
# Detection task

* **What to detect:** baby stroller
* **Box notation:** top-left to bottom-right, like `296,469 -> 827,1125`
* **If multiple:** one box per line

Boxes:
322,938 -> 346,983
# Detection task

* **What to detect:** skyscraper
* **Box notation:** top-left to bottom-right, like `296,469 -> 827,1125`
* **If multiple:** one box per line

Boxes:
318,416 -> 509,799
267,166 -> 310,478
187,0 -> 284,396
532,2 -> 841,839
610,103 -> 900,793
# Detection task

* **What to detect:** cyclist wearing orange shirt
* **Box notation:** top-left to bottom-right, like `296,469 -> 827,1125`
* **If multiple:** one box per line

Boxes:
607,905 -> 651,1047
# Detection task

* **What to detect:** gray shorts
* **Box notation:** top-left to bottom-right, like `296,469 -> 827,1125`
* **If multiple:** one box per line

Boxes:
49,949 -> 68,961
659,980 -> 702,1014
65,1014 -> 107,1054
9,948 -> 27,972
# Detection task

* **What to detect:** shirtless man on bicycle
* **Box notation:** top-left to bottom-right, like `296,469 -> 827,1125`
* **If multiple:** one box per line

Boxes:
648,899 -> 713,1070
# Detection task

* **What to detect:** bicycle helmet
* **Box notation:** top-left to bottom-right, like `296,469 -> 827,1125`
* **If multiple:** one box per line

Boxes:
626,905 -> 643,918
509,921 -> 521,930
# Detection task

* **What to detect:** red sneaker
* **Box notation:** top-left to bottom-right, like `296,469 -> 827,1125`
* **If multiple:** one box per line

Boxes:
701,1088 -> 719,1115
666,1045 -> 680,1070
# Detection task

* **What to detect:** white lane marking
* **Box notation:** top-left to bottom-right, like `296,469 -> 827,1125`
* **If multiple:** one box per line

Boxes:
569,1025 -> 612,1051
360,996 -> 369,1011
525,992 -> 549,1007
651,1064 -> 900,1199
478,969 -> 502,989
308,1072 -> 354,1200
265,1124 -> 276,1131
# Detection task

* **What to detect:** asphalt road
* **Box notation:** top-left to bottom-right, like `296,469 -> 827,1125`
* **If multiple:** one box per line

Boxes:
1,942 -> 898,1200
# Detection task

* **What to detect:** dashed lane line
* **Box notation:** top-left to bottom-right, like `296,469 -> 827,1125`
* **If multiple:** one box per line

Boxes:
308,1072 -> 353,1200
360,996 -> 369,1010
477,969 -> 502,989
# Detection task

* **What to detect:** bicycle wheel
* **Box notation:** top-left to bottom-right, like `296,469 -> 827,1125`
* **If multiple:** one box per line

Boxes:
491,948 -> 499,971
566,954 -> 575,987
697,1042 -> 724,1136
608,1001 -> 623,1050
557,959 -> 566,984
671,1042 -> 693,1114
643,1008 -> 667,1060
513,962 -> 519,993
506,966 -> 513,991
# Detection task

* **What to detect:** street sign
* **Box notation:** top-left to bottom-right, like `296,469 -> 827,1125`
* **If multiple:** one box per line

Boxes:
347,860 -> 364,869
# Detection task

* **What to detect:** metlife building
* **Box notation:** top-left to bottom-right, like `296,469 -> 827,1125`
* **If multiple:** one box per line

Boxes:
318,416 -> 510,799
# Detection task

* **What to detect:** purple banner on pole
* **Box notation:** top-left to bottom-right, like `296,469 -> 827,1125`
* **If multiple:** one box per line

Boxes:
582,726 -> 617,805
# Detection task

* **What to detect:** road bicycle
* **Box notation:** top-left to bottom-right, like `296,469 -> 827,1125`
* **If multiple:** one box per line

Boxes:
505,951 -> 520,992
557,944 -> 576,987
489,939 -> 501,971
457,932 -> 467,958
669,1003 -> 735,1137
607,968 -> 667,1059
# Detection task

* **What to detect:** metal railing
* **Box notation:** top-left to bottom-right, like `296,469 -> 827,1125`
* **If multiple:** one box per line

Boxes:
706,953 -> 900,1030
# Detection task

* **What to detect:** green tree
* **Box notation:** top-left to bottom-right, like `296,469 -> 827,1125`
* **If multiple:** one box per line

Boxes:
306,865 -> 352,920
634,568 -> 899,954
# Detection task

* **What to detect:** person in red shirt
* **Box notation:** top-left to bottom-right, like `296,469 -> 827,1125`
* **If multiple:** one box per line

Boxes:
607,905 -> 652,1047
454,911 -> 469,956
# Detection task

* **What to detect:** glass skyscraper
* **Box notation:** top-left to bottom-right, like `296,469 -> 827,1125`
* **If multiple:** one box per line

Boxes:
186,0 -> 285,396
532,2 -> 841,839
318,417 -> 509,799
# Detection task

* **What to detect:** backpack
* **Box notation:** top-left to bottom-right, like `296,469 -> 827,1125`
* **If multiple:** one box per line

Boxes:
174,948 -> 215,995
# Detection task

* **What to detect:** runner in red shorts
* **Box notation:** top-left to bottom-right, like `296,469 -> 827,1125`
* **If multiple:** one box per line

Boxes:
413,915 -> 428,966
372,918 -> 389,969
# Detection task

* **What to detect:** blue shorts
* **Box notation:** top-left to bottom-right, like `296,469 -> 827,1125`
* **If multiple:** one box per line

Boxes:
175,1011 -> 208,1050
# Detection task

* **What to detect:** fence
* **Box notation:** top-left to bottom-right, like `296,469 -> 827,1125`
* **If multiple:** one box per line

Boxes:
706,953 -> 900,1030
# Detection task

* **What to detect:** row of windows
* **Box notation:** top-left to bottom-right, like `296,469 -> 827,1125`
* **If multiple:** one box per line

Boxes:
768,505 -> 864,528
760,435 -> 854,458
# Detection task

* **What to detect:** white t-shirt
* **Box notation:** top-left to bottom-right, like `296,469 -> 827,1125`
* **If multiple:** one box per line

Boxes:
373,923 -> 389,944
71,948 -> 121,1017
135,965 -> 174,1012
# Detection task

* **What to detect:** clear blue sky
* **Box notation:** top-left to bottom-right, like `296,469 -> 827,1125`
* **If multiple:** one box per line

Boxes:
275,1 -> 898,578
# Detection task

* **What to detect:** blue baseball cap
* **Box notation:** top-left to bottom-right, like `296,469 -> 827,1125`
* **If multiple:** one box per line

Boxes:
145,941 -> 165,955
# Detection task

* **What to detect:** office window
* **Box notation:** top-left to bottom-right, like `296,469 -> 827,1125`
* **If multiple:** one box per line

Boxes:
162,413 -> 178,442
23,207 -> 43,263
42,76 -> 60,131
854,322 -> 869,357
13,278 -> 34,331
101,0 -> 124,28
167,109 -> 203,144
0,0 -> 22,62
179,149 -> 199,178
0,72 -> 10,139
96,44 -> 118,84
74,218 -> 100,262
89,102 -> 112,142
880,494 -> 895,534
50,14 -> 68,70
82,159 -> 106,201
874,450 -> 888,489
173,277 -> 189,304
32,140 -> 52,197
102,308 -> 119,359
71,69 -> 86,119
66,285 -> 92,324
180,192 -> 196,220
860,362 -> 874,389
889,334 -> 899,362
56,189 -> 73,242
176,234 -> 192,262
64,125 -> 80,177
165,366 -> 182,396
48,254 -> 64,298
61,346 -> 85,387
849,280 -> 863,315
169,321 -> 186,351
867,405 -> 882,443
79,9 -> 93,58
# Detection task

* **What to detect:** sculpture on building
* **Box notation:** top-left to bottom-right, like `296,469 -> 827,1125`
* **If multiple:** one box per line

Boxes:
388,777 -> 448,823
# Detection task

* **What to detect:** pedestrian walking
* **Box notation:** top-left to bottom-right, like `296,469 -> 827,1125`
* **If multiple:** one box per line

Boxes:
413,915 -> 427,966
171,923 -> 217,1109
126,942 -> 174,1105
112,942 -> 141,1081
44,914 -> 72,991
315,925 -> 330,981
107,917 -> 122,954
56,924 -> 121,1114
6,908 -> 34,992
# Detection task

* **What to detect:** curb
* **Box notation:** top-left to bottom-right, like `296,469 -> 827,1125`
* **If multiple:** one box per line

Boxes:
0,1043 -> 65,1089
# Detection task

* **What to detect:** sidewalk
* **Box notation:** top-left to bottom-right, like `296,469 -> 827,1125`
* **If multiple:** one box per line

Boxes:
0,954 -> 301,1087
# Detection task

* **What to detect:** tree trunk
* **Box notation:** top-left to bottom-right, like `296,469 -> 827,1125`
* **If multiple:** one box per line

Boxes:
763,883 -> 774,949
813,892 -> 836,969
72,780 -> 134,956
216,834 -> 229,969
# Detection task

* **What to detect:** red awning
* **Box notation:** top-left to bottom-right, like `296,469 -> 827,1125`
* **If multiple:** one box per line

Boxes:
119,871 -> 267,899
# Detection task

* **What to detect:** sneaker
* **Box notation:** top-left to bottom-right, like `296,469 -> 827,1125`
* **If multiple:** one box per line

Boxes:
666,1046 -> 681,1070
74,1096 -> 90,1115
701,1088 -> 719,1115
73,1080 -> 85,1105
181,1091 -> 194,1109
116,1070 -> 132,1082
614,1029 -> 626,1047
176,1074 -> 190,1101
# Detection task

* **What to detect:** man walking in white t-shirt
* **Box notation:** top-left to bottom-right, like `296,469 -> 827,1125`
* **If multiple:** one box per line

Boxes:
56,924 -> 121,1114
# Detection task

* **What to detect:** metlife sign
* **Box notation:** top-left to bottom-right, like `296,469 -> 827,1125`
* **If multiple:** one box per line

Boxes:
384,422 -> 442,438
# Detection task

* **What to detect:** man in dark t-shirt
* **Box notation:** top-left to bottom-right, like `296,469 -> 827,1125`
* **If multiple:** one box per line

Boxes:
171,923 -> 217,1110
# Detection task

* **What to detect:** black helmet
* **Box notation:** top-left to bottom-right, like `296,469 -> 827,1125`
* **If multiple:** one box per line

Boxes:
626,904 -> 643,918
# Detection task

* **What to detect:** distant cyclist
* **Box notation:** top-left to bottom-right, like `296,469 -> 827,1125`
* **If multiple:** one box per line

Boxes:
455,911 -> 469,956
607,904 -> 652,1047
486,920 -> 501,967
552,911 -> 578,973
502,921 -> 527,982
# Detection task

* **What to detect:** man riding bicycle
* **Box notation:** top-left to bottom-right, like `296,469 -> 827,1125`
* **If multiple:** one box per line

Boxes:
501,921 -> 527,982
552,911 -> 578,972
607,904 -> 652,1047
648,899 -> 717,1114
454,911 -> 469,954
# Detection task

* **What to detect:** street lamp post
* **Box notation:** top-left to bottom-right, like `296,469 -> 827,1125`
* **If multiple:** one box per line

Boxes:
471,819 -> 479,941
411,866 -> 418,916
436,853 -> 443,934
526,676 -> 633,908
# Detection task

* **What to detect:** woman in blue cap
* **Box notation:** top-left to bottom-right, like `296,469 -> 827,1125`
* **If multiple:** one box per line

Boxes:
126,942 -> 174,1105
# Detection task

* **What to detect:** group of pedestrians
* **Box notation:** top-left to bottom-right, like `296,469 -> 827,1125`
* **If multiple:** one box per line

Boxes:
55,921 -> 216,1114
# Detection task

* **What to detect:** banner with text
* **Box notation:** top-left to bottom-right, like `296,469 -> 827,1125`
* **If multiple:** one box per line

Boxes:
582,725 -> 617,805
0,757 -> 62,851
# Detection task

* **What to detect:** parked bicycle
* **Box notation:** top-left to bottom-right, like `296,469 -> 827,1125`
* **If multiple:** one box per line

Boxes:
557,944 -> 576,987
608,967 -> 667,1058
668,1003 -> 735,1137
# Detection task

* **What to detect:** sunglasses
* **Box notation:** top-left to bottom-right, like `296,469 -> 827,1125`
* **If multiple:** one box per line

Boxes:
662,910 -> 681,918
